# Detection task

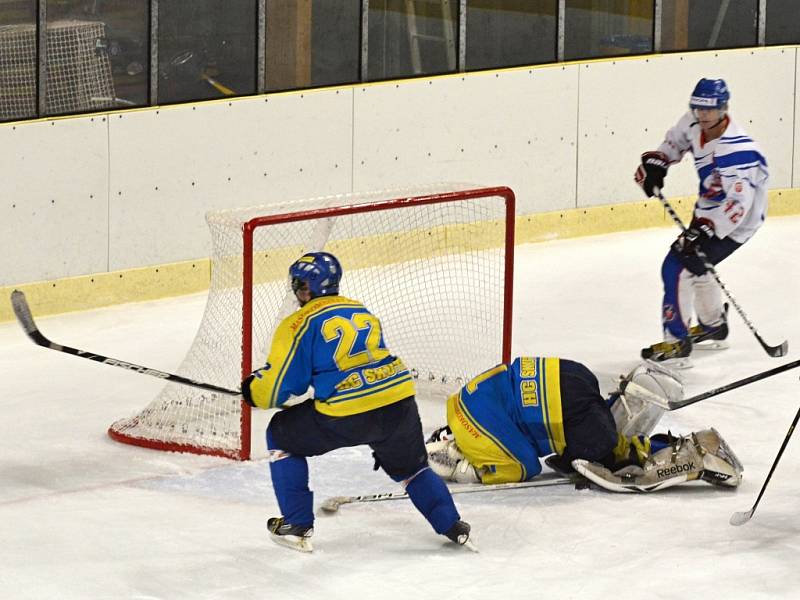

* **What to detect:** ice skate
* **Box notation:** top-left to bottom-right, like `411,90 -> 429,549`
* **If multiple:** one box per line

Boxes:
444,520 -> 478,552
640,338 -> 693,369
267,517 -> 314,553
688,304 -> 730,351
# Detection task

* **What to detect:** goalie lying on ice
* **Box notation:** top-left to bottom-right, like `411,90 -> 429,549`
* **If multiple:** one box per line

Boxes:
425,357 -> 743,493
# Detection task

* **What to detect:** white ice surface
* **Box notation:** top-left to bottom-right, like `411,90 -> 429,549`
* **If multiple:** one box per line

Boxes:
1,217 -> 799,599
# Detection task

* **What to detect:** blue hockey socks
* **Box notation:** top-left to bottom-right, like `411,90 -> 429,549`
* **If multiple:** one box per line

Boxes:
661,250 -> 690,339
404,467 -> 460,534
266,428 -> 313,527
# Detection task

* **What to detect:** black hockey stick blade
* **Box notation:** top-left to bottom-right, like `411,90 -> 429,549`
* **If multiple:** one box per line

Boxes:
728,405 -> 800,527
668,358 -> 800,410
757,333 -> 789,358
729,509 -> 754,526
10,290 -> 241,396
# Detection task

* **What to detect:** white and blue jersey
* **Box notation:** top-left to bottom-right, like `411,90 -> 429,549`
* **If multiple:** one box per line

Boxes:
657,112 -> 768,242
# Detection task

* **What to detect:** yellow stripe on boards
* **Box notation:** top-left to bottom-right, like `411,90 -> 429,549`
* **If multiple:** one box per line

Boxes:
3,191 -> 798,323
0,259 -> 210,323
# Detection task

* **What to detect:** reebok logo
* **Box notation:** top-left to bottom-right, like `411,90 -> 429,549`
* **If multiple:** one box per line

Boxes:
657,462 -> 695,478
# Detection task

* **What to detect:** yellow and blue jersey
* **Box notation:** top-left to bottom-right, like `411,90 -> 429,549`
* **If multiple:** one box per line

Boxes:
248,295 -> 415,416
446,357 -> 566,483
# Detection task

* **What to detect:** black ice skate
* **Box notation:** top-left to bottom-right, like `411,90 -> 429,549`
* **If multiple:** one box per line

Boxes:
445,520 -> 478,552
640,338 -> 693,368
688,304 -> 730,350
267,517 -> 314,553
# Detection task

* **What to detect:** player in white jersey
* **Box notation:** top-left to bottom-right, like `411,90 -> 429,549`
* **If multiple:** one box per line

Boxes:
634,78 -> 769,363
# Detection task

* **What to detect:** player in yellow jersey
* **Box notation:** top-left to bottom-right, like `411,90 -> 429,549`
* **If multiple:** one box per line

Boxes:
242,252 -> 472,551
426,358 -> 743,493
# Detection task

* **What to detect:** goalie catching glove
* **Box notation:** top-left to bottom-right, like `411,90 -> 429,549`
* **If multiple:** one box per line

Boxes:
426,438 -> 484,484
572,428 -> 743,493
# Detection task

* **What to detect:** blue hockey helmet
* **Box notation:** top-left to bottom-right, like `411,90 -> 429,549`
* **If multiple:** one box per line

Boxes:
289,252 -> 342,298
689,78 -> 730,110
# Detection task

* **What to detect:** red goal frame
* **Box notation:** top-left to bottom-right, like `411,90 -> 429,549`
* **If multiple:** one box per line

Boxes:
237,186 -> 515,460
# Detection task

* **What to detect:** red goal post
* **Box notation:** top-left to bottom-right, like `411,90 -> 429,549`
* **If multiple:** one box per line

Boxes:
109,184 -> 515,460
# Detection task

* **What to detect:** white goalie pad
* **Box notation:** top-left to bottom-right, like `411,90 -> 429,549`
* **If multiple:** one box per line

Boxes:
611,362 -> 684,437
572,427 -> 742,493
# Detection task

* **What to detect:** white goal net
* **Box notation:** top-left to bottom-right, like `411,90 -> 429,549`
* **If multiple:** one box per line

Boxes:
109,184 -> 516,459
0,20 -> 115,120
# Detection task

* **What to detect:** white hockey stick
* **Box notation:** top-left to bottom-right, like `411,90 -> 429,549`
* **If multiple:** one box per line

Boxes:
320,475 -> 582,513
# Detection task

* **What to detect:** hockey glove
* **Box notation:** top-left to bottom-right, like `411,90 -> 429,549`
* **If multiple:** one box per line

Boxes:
672,219 -> 714,256
634,151 -> 669,197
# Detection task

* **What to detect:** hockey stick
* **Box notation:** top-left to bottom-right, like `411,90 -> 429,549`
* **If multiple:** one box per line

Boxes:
320,474 -> 582,513
667,358 -> 800,411
10,290 -> 241,396
730,403 -> 800,526
654,189 -> 788,358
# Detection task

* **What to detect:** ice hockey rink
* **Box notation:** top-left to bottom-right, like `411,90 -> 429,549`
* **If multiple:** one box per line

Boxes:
1,215 -> 799,600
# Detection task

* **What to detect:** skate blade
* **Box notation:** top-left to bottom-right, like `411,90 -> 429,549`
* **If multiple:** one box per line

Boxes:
270,533 -> 313,553
646,357 -> 693,370
462,538 -> 480,553
692,340 -> 730,351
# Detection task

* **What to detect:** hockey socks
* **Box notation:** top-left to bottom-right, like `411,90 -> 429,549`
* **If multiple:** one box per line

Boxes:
404,467 -> 461,535
267,429 -> 314,529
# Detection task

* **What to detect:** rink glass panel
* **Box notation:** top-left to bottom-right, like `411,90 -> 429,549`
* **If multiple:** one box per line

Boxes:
367,0 -> 459,81
563,0 -> 655,61
465,0 -> 557,70
0,0 -> 36,121
157,0 -> 257,104
763,0 -> 800,45
264,0 -> 360,92
660,0 -> 758,52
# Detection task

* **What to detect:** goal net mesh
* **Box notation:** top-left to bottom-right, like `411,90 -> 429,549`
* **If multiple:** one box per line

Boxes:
109,184 -> 514,459
0,20 -> 115,120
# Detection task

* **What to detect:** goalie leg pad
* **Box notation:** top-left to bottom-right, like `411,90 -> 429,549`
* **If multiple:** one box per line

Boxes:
574,428 -> 742,492
574,433 -> 704,493
694,428 -> 743,487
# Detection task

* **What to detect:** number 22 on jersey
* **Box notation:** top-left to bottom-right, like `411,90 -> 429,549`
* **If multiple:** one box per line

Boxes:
321,314 -> 389,371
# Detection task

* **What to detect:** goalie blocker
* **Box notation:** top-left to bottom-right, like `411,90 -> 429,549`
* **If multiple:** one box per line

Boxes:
426,357 -> 743,493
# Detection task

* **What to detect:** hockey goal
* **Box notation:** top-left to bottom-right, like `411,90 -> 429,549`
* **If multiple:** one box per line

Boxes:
108,184 -> 516,459
0,20 -> 116,120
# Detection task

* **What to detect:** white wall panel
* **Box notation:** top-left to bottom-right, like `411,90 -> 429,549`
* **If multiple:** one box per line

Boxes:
0,116 -> 109,285
3,46 -> 799,287
107,90 -> 353,270
795,50 -> 800,189
578,48 -> 795,208
352,66 -> 579,215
